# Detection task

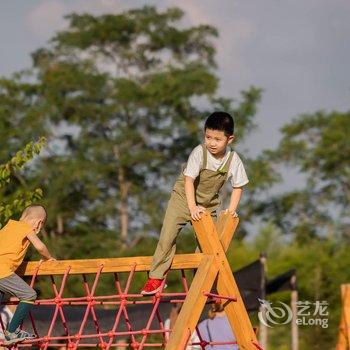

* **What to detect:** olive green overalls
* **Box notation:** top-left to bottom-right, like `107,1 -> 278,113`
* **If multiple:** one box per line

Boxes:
149,145 -> 234,279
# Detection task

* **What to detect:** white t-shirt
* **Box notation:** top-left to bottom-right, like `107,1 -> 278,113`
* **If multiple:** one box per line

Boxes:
183,145 -> 249,188
164,318 -> 200,349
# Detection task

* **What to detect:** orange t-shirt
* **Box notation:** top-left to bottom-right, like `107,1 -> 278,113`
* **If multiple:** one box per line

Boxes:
0,219 -> 33,279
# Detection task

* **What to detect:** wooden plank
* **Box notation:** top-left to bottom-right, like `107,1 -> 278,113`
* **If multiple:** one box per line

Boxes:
336,284 -> 348,350
217,274 -> 257,350
195,212 -> 238,253
216,211 -> 239,252
212,212 -> 253,347
193,213 -> 259,350
166,254 -> 217,350
168,212 -> 242,349
16,253 -> 203,276
344,285 -> 350,349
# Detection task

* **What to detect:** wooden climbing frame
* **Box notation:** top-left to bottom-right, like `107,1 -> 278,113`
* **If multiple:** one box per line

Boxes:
4,212 -> 262,349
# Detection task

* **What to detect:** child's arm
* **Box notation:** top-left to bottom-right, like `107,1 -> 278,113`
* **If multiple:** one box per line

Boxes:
226,187 -> 243,216
27,233 -> 55,261
185,176 -> 206,221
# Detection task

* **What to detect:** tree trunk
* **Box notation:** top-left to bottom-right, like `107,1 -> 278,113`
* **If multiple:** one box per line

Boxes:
113,145 -> 131,249
118,166 -> 131,249
56,214 -> 64,234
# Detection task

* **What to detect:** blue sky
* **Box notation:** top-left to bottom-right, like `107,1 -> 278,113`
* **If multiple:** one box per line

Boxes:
1,0 -> 349,190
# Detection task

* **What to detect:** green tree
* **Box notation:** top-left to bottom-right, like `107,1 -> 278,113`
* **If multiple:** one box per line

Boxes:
26,6 -> 266,245
0,76 -> 47,162
255,110 -> 350,242
0,138 -> 45,226
239,109 -> 350,348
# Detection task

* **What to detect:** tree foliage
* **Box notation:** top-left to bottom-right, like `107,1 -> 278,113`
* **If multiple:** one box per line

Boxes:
0,138 -> 45,226
17,6 -> 265,244
255,110 -> 350,242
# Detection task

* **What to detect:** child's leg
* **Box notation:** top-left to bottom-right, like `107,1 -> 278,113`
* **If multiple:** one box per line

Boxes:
149,194 -> 190,279
0,274 -> 36,332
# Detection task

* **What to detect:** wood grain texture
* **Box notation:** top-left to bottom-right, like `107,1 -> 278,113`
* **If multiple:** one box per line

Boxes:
191,212 -> 260,350
16,253 -> 203,276
336,284 -> 350,350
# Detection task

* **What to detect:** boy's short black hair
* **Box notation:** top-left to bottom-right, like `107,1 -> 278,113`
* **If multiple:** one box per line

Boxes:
204,111 -> 234,136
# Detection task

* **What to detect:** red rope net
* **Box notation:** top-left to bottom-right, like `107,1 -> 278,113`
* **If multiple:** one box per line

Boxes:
0,263 -> 242,349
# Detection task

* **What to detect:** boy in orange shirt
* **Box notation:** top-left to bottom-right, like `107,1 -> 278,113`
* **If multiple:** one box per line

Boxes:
0,205 -> 55,346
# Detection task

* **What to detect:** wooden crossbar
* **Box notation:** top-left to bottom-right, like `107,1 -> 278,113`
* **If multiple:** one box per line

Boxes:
17,253 -> 204,276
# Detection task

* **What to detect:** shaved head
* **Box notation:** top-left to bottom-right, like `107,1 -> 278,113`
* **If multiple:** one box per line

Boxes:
21,205 -> 47,221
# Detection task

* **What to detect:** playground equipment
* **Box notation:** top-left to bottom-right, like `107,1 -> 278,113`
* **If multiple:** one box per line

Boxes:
0,212 -> 263,349
336,284 -> 350,350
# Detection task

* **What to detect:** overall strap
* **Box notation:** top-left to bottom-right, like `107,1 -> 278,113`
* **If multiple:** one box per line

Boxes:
218,151 -> 235,181
222,150 -> 234,171
201,144 -> 208,170
222,150 -> 234,180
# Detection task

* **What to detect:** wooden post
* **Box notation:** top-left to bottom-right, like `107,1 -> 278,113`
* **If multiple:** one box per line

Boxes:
259,253 -> 268,349
291,274 -> 299,350
336,284 -> 350,350
168,212 -> 261,350
345,285 -> 350,349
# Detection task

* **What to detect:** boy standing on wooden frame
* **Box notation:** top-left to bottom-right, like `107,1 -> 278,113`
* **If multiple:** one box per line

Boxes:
141,112 -> 249,295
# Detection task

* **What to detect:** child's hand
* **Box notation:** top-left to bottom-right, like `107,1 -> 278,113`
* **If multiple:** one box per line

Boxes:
223,209 -> 238,217
189,205 -> 206,221
39,257 -> 56,263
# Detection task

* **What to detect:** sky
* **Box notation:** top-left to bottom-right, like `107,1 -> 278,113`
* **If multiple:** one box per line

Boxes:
1,0 -> 349,191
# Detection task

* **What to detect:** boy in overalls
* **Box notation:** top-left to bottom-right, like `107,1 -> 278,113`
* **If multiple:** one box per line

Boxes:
141,112 -> 249,295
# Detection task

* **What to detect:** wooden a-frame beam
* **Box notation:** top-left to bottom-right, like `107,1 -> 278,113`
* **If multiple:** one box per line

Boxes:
167,212 -> 261,350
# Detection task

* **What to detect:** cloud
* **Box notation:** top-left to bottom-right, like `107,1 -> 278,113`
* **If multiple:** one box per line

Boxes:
216,17 -> 255,87
26,1 -> 66,39
162,0 -> 255,92
65,0 -> 126,14
25,0 -> 127,40
167,0 -> 213,25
